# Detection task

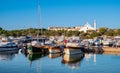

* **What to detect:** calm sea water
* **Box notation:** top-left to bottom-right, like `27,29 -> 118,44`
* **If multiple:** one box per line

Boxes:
0,50 -> 120,73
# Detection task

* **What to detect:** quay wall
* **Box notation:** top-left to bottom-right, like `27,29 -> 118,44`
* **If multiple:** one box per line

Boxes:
103,47 -> 120,52
83,46 -> 120,53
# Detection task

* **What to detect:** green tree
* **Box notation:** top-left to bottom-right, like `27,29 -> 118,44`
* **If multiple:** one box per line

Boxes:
0,27 -> 2,30
99,28 -> 108,35
116,29 -> 120,35
105,29 -> 115,36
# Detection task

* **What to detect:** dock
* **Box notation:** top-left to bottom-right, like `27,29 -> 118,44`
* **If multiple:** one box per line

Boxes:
103,47 -> 120,52
27,44 -> 120,54
103,52 -> 120,55
83,46 -> 120,53
84,46 -> 103,53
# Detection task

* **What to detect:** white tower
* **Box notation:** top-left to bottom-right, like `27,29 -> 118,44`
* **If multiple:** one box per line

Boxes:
94,20 -> 96,30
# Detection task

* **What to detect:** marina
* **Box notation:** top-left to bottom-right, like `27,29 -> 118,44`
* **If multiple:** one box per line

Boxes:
0,0 -> 120,73
1,35 -> 120,54
0,50 -> 120,73
0,36 -> 120,73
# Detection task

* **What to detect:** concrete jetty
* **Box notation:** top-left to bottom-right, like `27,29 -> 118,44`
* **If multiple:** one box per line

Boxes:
84,46 -> 120,53
103,47 -> 120,52
28,44 -> 120,54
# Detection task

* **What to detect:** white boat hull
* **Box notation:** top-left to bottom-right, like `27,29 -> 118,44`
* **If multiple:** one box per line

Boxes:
66,43 -> 84,49
64,48 -> 82,55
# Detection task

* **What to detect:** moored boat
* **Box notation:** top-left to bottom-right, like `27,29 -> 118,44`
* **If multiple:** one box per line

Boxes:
0,42 -> 18,51
65,36 -> 84,49
28,37 -> 48,54
28,46 -> 48,54
64,48 -> 83,55
102,39 -> 115,46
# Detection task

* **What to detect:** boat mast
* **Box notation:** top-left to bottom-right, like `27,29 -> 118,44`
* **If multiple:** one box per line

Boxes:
37,0 -> 42,37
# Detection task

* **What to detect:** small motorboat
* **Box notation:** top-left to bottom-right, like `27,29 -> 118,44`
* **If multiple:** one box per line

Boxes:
0,42 -> 18,51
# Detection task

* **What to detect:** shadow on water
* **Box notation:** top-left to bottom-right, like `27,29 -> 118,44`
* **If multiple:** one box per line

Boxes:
0,50 -> 18,61
61,53 -> 84,70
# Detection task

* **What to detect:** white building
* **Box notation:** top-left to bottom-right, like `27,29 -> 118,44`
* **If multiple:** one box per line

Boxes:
48,20 -> 97,32
79,20 -> 97,33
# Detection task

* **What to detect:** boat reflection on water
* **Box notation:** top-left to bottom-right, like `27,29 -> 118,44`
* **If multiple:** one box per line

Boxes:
28,53 -> 48,62
62,53 -> 84,70
48,53 -> 62,59
28,53 -> 48,67
0,50 -> 18,61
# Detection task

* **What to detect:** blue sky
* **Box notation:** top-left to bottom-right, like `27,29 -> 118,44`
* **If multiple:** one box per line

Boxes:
0,0 -> 120,30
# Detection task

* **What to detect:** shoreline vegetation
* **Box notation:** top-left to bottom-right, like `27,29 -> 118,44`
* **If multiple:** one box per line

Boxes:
0,27 -> 120,38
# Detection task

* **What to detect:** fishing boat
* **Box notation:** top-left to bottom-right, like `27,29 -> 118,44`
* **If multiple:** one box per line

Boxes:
28,38 -> 49,54
28,0 -> 49,54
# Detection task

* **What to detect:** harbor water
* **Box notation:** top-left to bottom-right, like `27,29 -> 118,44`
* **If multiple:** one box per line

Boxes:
0,51 -> 120,73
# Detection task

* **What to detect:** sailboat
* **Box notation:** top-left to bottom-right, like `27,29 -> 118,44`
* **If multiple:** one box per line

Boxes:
28,0 -> 48,54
